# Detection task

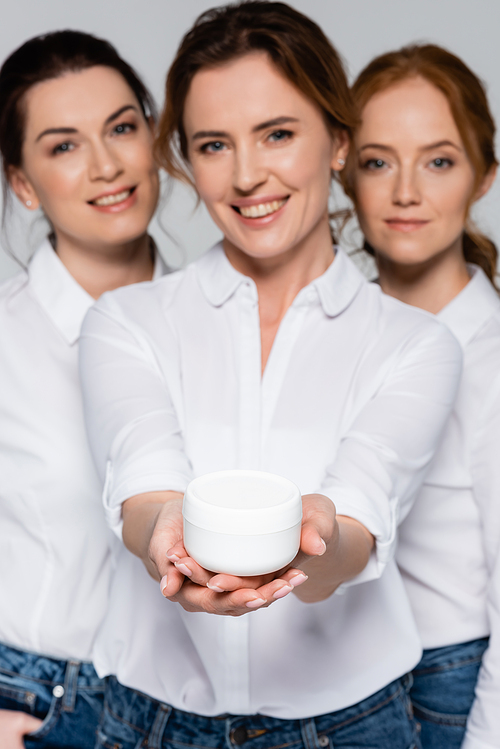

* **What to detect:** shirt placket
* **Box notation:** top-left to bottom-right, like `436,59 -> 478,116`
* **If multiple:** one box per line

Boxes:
260,292 -> 313,449
221,280 -> 262,714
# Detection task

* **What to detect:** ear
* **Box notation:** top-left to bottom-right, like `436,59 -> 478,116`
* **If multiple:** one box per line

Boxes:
331,130 -> 350,173
474,164 -> 497,201
8,166 -> 40,210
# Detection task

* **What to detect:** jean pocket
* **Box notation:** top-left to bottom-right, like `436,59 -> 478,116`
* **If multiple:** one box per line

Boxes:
0,681 -> 37,713
25,689 -> 64,739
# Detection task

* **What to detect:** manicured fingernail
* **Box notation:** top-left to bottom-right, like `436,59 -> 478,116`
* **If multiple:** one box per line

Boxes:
160,575 -> 168,596
314,538 -> 327,555
273,584 -> 293,600
166,552 -> 180,562
246,598 -> 267,609
175,563 -> 193,577
289,573 -> 308,587
207,582 -> 225,593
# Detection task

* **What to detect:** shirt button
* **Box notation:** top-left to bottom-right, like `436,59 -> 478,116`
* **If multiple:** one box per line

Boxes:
230,726 -> 248,745
52,685 -> 65,698
318,736 -> 329,747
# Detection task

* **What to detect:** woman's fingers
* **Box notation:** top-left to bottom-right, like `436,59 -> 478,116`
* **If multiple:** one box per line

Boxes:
207,567 -> 307,593
166,571 -> 308,615
0,710 -> 43,748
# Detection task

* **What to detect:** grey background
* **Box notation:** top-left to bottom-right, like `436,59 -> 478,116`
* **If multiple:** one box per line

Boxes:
1,0 -> 499,281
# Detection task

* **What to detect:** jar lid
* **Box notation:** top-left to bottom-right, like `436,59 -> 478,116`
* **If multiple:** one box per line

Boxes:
183,470 -> 302,535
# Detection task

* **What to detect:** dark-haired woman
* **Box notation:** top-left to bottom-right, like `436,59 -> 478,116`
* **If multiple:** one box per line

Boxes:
342,45 -> 499,749
80,4 -> 462,749
0,31 -> 163,749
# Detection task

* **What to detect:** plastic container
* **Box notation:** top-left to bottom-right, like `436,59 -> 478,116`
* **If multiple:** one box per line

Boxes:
182,469 -> 302,576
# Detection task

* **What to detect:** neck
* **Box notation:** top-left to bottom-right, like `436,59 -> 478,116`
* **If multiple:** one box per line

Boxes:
224,217 -> 334,320
53,233 -> 154,299
376,239 -> 470,314
223,215 -> 334,374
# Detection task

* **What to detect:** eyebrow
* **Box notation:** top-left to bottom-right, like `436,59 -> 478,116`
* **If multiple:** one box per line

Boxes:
358,140 -> 462,153
35,104 -> 139,142
191,115 -> 299,141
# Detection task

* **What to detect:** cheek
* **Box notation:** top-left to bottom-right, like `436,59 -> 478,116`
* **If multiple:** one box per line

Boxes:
429,177 -> 472,221
31,162 -> 84,206
124,141 -> 157,177
192,159 -> 231,205
354,177 -> 387,227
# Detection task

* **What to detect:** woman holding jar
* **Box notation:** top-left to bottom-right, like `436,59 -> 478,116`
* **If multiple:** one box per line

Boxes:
80,4 -> 461,748
342,44 -> 499,749
0,30 -> 163,749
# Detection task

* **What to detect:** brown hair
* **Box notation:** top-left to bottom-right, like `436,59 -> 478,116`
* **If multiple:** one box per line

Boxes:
342,44 -> 498,282
156,0 -> 357,186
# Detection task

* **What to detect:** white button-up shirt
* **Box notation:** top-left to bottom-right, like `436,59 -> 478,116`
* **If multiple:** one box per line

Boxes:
395,266 -> 500,749
0,239 -> 165,662
80,243 -> 462,718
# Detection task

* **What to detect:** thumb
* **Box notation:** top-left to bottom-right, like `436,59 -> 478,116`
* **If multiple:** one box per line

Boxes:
300,520 -> 327,557
20,713 -> 43,736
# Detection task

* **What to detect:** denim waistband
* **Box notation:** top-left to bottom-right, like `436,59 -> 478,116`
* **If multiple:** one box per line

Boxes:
105,673 -> 410,737
0,641 -> 102,689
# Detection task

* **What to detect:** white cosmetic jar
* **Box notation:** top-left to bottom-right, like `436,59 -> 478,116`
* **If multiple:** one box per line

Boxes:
183,470 -> 302,576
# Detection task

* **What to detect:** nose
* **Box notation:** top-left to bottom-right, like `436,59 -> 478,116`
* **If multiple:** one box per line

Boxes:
88,139 -> 123,182
233,143 -> 267,194
392,166 -> 421,207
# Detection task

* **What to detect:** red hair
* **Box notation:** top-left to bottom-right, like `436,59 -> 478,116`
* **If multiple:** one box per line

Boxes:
342,44 -> 498,282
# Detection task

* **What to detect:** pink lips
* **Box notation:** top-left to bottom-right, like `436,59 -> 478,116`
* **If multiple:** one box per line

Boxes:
385,218 -> 430,233
231,194 -> 290,228
88,186 -> 138,214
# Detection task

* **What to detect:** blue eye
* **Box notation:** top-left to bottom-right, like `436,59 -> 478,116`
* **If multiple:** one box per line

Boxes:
113,122 -> 135,135
430,157 -> 453,168
364,158 -> 386,170
201,141 -> 226,153
269,129 -> 292,142
53,142 -> 73,155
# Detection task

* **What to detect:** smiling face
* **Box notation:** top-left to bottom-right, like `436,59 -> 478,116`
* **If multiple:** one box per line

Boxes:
353,76 -> 483,269
183,52 -> 348,268
10,65 -> 159,253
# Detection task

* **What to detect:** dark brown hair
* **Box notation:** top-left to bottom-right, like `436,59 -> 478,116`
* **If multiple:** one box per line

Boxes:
156,0 -> 357,186
342,44 -> 498,282
0,30 -> 156,225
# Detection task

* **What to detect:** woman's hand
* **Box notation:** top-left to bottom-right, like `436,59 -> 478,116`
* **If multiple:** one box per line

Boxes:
123,490 -> 310,616
182,494 -> 374,604
0,709 -> 43,748
123,490 -> 373,613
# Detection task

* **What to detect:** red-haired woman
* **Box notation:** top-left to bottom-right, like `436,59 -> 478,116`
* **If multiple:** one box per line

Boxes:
343,44 -> 499,749
0,31 -> 162,748
80,5 -> 461,748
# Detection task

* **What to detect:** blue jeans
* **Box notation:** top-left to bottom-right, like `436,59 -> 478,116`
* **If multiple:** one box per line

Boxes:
0,641 -> 104,748
410,637 -> 489,749
95,674 -> 422,749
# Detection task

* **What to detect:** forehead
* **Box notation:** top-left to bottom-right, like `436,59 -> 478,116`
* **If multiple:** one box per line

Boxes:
183,51 -> 323,132
23,66 -> 137,138
358,76 -> 462,146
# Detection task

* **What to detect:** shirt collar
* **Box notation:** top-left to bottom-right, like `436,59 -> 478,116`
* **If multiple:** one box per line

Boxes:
29,238 -> 167,346
437,264 -> 500,347
196,242 -> 365,316
309,247 -> 366,317
195,242 -> 251,306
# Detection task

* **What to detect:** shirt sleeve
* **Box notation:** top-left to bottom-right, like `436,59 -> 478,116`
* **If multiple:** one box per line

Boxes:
320,318 -> 463,585
462,377 -> 500,749
79,296 -> 193,536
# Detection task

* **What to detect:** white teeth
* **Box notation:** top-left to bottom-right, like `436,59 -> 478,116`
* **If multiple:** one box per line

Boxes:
93,189 -> 131,206
239,199 -> 287,218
